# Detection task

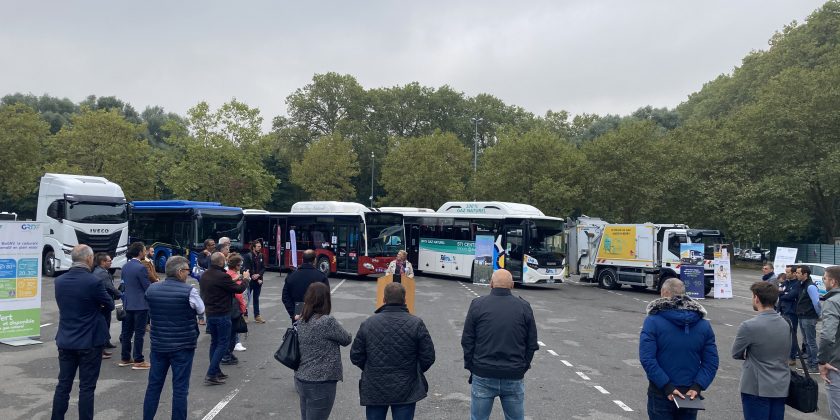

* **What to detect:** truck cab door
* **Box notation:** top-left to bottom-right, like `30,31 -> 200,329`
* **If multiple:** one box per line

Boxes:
663,231 -> 687,265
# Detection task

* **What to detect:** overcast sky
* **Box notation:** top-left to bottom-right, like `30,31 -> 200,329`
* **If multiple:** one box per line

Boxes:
0,1 -> 827,128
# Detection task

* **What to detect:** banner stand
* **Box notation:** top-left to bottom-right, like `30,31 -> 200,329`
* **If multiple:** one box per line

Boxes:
0,222 -> 44,346
0,337 -> 42,347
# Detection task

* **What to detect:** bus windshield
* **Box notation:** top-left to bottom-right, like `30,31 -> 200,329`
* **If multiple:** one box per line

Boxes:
365,213 -> 404,257
527,219 -> 565,262
66,202 -> 128,224
198,212 -> 243,246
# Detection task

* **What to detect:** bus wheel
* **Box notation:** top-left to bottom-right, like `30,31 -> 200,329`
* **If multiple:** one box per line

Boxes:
155,253 -> 167,273
317,256 -> 330,276
598,268 -> 620,290
43,250 -> 56,277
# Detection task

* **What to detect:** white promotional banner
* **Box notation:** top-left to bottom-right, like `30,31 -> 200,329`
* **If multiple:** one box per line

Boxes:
0,222 -> 43,345
714,258 -> 733,299
289,229 -> 298,268
774,247 -> 798,277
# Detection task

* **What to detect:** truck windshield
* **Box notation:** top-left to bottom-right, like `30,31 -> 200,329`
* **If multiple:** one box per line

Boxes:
365,213 -> 404,257
527,220 -> 565,262
66,202 -> 128,224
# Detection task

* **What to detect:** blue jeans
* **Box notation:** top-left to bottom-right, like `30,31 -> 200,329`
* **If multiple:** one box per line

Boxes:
295,378 -> 338,420
120,310 -> 148,362
206,315 -> 231,377
741,393 -> 784,420
470,375 -> 525,420
51,347 -> 103,420
799,317 -> 818,368
646,390 -> 697,420
143,349 -> 195,420
365,402 -> 416,420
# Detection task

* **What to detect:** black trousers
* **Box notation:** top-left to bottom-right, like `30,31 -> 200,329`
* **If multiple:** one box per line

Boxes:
51,346 -> 104,420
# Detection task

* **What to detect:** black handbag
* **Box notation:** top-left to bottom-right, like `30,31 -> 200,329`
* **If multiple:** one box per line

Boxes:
232,316 -> 248,334
786,320 -> 819,413
116,306 -> 126,321
274,325 -> 300,370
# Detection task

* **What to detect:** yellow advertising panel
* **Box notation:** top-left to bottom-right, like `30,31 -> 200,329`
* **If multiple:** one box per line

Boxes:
598,226 -> 637,260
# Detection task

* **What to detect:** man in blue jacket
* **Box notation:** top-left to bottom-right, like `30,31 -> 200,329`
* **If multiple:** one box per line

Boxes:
639,278 -> 719,420
51,245 -> 114,420
119,242 -> 152,369
777,266 -> 801,364
143,256 -> 205,420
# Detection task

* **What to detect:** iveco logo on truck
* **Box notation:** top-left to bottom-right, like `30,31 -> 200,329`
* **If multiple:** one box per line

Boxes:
89,228 -> 110,234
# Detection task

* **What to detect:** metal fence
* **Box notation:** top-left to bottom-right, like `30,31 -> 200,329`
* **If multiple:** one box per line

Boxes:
787,244 -> 840,265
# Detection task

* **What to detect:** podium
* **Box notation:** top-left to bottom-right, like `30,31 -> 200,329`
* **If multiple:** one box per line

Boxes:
376,274 -> 416,314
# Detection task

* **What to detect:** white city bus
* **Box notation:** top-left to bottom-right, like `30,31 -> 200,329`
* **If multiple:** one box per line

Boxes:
380,202 -> 565,284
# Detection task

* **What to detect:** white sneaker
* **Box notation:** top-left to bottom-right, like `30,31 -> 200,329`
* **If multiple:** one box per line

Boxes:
234,343 -> 246,352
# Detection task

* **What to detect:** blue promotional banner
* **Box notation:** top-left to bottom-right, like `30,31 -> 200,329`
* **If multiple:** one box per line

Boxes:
680,243 -> 706,299
472,235 -> 494,286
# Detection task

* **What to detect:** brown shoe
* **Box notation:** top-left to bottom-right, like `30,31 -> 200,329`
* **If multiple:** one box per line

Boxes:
131,361 -> 151,370
198,319 -> 206,326
117,359 -> 134,367
254,315 -> 265,324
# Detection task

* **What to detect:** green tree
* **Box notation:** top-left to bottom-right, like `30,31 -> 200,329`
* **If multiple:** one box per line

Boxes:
290,134 -> 359,201
0,104 -> 48,209
46,109 -> 155,200
379,132 -> 471,208
162,101 -> 276,207
1,93 -> 79,134
473,128 -> 583,217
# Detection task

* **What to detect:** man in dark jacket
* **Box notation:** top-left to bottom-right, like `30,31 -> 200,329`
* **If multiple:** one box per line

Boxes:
640,278 -> 719,420
143,256 -> 205,420
282,249 -> 329,320
196,238 -> 215,271
119,242 -> 152,369
51,245 -> 114,420
242,240 -> 266,323
796,264 -> 821,372
778,265 -> 801,364
92,252 -> 119,353
461,269 -> 538,420
351,282 -> 435,420
199,252 -> 248,385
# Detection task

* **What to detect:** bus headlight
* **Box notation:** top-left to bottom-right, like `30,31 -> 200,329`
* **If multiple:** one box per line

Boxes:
363,263 -> 374,270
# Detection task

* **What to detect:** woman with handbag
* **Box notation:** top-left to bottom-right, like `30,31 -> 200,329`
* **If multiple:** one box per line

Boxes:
294,282 -> 352,420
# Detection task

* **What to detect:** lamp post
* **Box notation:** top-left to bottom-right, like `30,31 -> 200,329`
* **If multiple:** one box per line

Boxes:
471,117 -> 483,172
370,152 -> 375,208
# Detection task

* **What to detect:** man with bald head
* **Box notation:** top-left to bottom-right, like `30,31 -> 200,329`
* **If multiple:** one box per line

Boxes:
52,245 -> 114,420
199,252 -> 249,385
461,269 -> 538,420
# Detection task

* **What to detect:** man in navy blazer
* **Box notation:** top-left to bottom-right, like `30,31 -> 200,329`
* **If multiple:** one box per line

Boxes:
51,244 -> 114,420
119,242 -> 152,369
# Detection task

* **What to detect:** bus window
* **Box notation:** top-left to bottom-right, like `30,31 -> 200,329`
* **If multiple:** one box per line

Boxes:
366,213 -> 404,257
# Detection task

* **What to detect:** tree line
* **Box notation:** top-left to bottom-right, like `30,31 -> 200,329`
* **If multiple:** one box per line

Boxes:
1,1 -> 839,244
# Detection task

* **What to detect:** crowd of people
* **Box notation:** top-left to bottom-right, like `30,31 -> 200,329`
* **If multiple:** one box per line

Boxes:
49,239 -> 840,420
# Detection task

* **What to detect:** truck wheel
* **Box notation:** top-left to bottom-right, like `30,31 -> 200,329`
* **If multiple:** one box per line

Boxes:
43,250 -> 56,277
317,256 -> 330,276
704,285 -> 713,296
598,268 -> 620,290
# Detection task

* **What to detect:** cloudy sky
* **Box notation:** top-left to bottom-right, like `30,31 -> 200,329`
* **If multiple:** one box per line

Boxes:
0,1 -> 827,127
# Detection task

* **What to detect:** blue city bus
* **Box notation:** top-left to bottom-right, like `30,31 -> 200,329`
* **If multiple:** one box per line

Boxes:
129,200 -> 244,272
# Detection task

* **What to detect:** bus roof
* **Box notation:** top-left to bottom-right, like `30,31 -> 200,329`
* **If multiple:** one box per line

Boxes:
437,201 -> 546,216
291,201 -> 371,215
378,207 -> 435,213
131,200 -> 242,212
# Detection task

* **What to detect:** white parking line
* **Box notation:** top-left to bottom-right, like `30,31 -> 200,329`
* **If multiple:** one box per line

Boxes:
561,360 -> 573,367
202,387 -> 241,420
538,341 -> 546,347
594,385 -> 610,394
576,372 -> 591,381
724,323 -> 734,327
547,350 -> 559,356
613,400 -> 633,412
40,323 -> 52,328
331,279 -> 346,294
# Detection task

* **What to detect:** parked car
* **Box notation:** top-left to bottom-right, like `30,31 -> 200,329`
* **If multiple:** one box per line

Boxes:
741,249 -> 769,261
800,263 -> 838,296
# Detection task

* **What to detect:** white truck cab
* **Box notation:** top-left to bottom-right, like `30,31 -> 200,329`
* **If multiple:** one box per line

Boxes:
37,173 -> 129,276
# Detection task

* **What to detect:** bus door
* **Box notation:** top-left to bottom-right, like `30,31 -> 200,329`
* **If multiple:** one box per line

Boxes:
503,223 -> 525,282
270,217 -> 286,269
336,224 -> 359,272
407,224 -> 420,267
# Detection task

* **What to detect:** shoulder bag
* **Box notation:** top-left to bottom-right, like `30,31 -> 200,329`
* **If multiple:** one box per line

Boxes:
786,318 -> 819,413
274,323 -> 301,370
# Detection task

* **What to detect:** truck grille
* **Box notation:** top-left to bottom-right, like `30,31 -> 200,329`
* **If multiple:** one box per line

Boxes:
75,230 -> 121,255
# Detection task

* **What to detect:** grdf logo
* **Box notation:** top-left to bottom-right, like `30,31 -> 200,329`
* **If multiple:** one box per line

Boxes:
21,224 -> 39,231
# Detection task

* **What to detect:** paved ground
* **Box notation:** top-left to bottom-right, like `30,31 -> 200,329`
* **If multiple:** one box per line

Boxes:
0,268 -> 832,419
